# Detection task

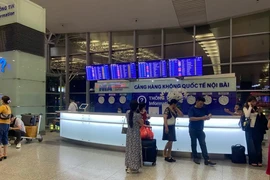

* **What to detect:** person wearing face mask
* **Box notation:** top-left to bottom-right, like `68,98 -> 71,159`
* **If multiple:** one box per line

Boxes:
243,96 -> 268,167
162,99 -> 183,163
188,96 -> 216,166
0,96 -> 11,161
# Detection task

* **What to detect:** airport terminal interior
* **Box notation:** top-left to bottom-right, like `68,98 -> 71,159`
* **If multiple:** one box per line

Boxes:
0,0 -> 270,179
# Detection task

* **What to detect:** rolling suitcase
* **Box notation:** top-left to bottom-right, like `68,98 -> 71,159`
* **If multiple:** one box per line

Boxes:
142,139 -> 157,166
231,144 -> 246,164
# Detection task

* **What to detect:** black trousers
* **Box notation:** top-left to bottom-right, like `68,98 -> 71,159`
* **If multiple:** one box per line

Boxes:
8,130 -> 26,144
189,128 -> 209,161
245,129 -> 264,164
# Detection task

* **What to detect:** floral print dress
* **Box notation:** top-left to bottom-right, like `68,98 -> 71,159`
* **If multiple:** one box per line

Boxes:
125,111 -> 142,170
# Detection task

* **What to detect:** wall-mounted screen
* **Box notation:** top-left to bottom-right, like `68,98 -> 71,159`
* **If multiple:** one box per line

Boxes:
138,60 -> 167,78
169,56 -> 203,77
110,62 -> 137,80
86,65 -> 110,81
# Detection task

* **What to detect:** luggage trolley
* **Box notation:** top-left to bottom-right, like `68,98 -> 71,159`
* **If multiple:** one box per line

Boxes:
22,114 -> 43,143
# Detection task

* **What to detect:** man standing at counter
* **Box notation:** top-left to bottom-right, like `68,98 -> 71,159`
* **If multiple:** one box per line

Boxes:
188,96 -> 216,166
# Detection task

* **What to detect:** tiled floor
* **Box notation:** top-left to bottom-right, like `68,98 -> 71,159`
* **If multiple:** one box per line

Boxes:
0,133 -> 269,180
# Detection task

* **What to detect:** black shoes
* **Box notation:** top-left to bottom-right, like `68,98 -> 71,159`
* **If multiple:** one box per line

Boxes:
204,160 -> 216,166
193,159 -> 216,166
193,158 -> 200,165
165,157 -> 176,163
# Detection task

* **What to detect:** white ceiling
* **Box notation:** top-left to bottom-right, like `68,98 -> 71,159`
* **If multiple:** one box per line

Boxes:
31,0 -> 270,33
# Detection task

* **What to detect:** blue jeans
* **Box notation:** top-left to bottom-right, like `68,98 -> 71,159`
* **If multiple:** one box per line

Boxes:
0,124 -> 10,145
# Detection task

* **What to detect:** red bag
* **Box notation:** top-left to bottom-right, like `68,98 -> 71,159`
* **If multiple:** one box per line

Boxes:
140,126 -> 148,139
140,126 -> 154,140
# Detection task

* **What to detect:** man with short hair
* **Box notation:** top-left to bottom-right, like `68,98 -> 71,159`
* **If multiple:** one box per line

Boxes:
68,99 -> 78,112
188,96 -> 216,166
9,114 -> 26,149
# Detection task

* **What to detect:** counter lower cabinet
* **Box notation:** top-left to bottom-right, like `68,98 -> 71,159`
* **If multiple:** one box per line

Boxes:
59,111 -> 246,154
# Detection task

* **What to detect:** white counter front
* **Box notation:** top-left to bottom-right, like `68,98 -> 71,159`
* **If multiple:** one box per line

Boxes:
59,111 -> 246,154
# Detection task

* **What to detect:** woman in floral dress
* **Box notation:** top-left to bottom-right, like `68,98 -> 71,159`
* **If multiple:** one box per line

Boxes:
125,100 -> 144,173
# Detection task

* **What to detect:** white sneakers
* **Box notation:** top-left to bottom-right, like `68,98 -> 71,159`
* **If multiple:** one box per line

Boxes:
16,143 -> 21,149
1,142 -> 21,149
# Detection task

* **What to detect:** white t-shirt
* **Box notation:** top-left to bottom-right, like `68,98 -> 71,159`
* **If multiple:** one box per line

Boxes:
243,106 -> 257,128
14,118 -> 26,132
68,102 -> 78,112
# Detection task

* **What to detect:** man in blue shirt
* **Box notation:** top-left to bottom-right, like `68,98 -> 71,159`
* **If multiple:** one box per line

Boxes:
188,96 -> 216,166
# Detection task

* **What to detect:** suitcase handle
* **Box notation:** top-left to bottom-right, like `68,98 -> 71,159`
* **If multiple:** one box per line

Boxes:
233,144 -> 242,147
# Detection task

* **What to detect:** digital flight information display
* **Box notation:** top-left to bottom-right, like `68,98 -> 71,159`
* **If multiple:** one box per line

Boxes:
138,60 -> 167,78
169,56 -> 203,77
86,65 -> 110,81
110,62 -> 137,79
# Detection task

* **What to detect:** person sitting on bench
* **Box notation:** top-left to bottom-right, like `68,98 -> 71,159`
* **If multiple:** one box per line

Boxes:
9,114 -> 26,149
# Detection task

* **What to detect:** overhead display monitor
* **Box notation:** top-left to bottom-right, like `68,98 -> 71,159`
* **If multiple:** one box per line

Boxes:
169,56 -> 203,77
86,65 -> 110,81
138,60 -> 167,78
110,62 -> 137,80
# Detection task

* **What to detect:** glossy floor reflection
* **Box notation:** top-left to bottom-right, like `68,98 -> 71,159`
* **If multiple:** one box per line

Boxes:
0,133 -> 269,180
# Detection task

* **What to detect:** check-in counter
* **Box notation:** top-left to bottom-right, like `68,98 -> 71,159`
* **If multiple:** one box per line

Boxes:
59,111 -> 246,154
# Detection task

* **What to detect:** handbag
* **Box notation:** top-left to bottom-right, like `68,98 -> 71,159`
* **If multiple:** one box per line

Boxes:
240,115 -> 251,131
167,109 -> 176,125
121,117 -> 128,134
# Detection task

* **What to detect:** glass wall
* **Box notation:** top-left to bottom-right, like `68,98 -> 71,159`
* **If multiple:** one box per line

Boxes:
46,10 -> 270,121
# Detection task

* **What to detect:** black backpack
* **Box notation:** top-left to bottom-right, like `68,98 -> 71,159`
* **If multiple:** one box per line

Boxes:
231,144 -> 246,164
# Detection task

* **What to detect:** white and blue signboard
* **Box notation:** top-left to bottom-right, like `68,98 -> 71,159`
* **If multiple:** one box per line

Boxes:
93,75 -> 237,115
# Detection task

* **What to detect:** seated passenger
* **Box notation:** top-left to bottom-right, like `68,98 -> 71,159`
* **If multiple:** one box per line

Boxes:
9,114 -> 26,149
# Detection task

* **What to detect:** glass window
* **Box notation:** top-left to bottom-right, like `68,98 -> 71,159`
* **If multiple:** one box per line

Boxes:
137,30 -> 161,47
112,31 -> 133,50
233,62 -> 269,88
137,47 -> 161,61
70,75 -> 86,93
165,27 -> 193,44
232,34 -> 270,62
70,55 -> 86,73
203,65 -> 229,75
69,94 -> 86,104
196,20 -> 230,39
233,11 -> 270,35
46,76 -> 60,92
69,33 -> 87,54
46,94 -> 62,114
196,38 -> 230,65
112,49 -> 135,63
90,32 -> 109,53
165,43 -> 193,59
50,57 -> 67,73
91,53 -> 109,64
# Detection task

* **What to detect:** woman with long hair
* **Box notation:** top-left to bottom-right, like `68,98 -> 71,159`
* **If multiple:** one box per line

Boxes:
243,96 -> 268,167
0,96 -> 11,161
162,99 -> 183,162
125,100 -> 144,173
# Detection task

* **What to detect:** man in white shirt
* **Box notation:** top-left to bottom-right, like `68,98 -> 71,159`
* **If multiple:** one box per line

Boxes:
9,114 -> 26,149
68,99 -> 78,112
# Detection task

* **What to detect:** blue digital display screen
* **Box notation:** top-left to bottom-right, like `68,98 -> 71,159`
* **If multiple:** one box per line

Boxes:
169,56 -> 203,77
110,62 -> 137,79
86,65 -> 110,81
138,60 -> 167,78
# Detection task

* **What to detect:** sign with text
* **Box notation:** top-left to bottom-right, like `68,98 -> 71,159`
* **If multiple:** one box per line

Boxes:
0,2 -> 16,26
95,77 -> 236,93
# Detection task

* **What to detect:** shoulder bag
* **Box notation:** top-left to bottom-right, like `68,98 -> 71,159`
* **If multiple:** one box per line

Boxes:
121,117 -> 128,134
167,108 -> 176,126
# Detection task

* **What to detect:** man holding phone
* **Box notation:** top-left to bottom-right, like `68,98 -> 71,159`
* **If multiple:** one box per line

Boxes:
188,96 -> 216,166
